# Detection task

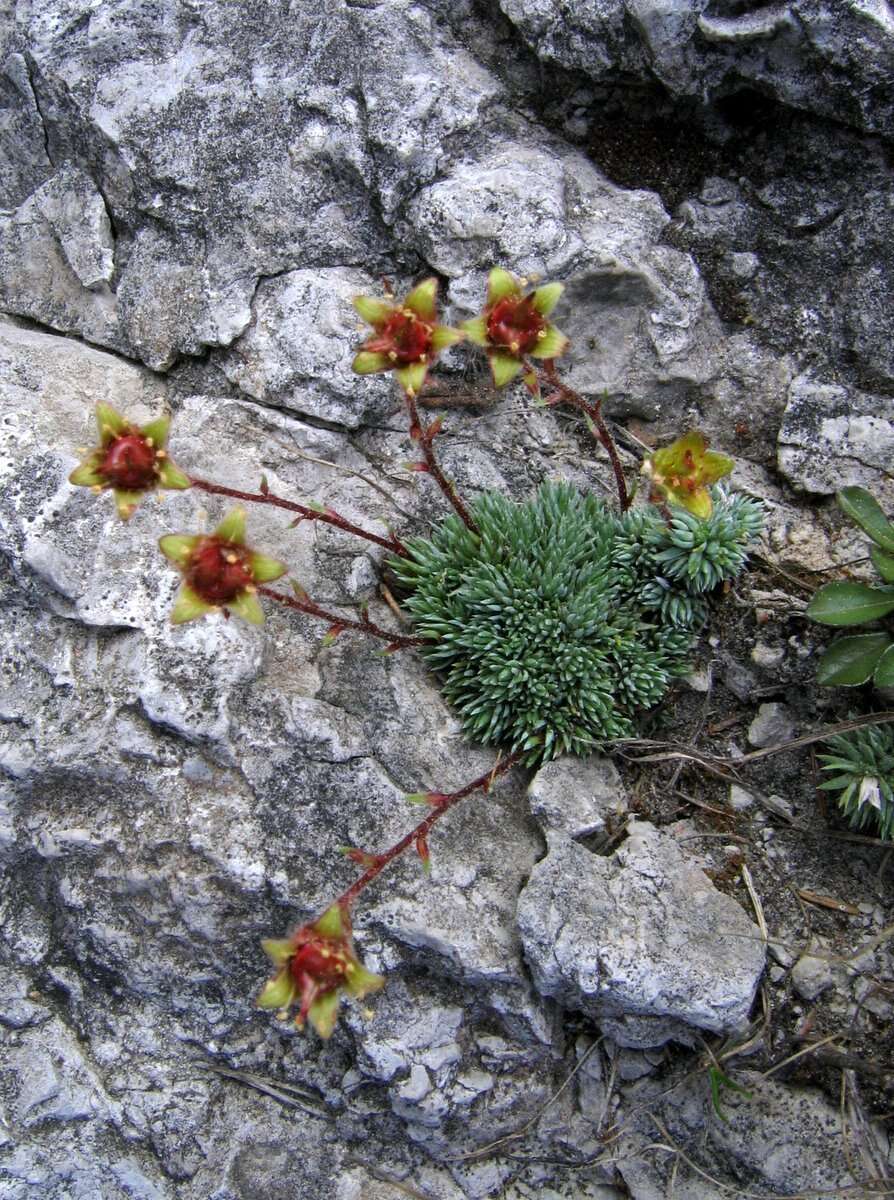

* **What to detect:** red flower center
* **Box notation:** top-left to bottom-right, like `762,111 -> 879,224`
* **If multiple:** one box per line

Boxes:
486,296 -> 546,355
290,939 -> 350,991
186,539 -> 254,604
368,310 -> 433,365
99,434 -> 158,490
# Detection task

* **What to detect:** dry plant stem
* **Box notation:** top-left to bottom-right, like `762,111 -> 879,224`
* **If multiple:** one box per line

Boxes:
338,753 -> 521,911
190,477 -> 408,556
540,360 -> 630,510
404,391 -> 480,533
256,585 -> 428,650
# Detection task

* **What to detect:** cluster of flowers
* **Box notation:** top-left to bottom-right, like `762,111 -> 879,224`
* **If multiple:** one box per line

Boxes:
68,269 -> 736,1034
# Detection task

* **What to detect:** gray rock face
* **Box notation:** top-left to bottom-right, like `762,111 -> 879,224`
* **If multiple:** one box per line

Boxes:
2,0 -> 892,1195
516,822 -> 766,1047
499,0 -> 894,137
527,755 -> 627,840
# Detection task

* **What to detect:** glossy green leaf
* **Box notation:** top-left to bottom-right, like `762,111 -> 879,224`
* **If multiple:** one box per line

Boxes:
873,642 -> 894,687
807,581 -> 894,626
837,486 -> 894,552
871,546 -> 894,583
816,633 -> 892,686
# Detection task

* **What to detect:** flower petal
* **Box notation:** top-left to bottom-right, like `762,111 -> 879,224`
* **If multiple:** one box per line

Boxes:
158,534 -> 201,566
344,961 -> 386,1000
95,403 -> 129,444
69,459 -> 104,487
257,968 -> 298,1011
353,295 -> 394,327
676,489 -> 714,520
214,506 -> 247,544
140,415 -> 171,448
530,282 -> 563,316
395,360 -> 429,397
528,325 -> 570,359
307,989 -> 340,1039
249,552 -> 288,583
227,591 -> 265,625
486,267 -> 521,306
404,277 -> 438,322
352,350 -> 392,375
171,584 -> 215,624
460,315 -> 489,347
430,325 -> 465,352
313,904 -> 346,940
112,489 -> 144,521
489,351 -> 524,388
157,460 -> 191,490
261,938 -> 296,966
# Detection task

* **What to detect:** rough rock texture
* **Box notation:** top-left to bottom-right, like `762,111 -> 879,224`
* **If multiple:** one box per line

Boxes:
516,821 -> 765,1047
3,0 -> 894,1196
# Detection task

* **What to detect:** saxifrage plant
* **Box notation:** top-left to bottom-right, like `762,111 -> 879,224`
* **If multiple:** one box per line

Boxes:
68,268 -> 763,1037
818,724 -> 894,842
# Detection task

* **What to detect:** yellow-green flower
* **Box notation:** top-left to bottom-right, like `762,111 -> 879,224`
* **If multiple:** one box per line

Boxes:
642,432 -> 734,518
69,404 -> 190,520
158,507 -> 286,625
461,268 -> 569,391
258,904 -> 384,1038
351,278 -> 464,397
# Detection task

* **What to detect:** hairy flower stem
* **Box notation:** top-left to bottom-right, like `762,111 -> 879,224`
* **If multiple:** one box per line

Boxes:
404,393 -> 480,534
337,752 -> 522,911
257,584 -> 429,650
540,362 -> 630,511
190,477 -> 408,556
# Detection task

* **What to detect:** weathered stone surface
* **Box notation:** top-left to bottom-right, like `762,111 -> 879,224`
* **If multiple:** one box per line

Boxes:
778,374 -> 894,509
499,0 -> 894,137
615,1071 -> 883,1198
527,755 -> 626,840
2,0 -> 893,1194
516,822 -> 766,1047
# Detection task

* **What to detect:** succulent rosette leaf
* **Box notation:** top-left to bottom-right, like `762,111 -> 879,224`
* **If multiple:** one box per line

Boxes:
641,432 -> 734,519
351,277 -> 464,397
258,904 -> 384,1038
69,403 -> 190,520
461,267 -> 569,393
158,507 -> 287,625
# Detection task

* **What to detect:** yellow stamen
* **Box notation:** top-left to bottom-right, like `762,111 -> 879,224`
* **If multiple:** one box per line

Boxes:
155,449 -> 167,459
510,341 -> 520,353
406,387 -> 416,398
225,553 -> 239,564
388,351 -> 398,362
536,329 -> 547,339
145,437 -> 154,448
245,584 -> 257,594
91,485 -> 103,494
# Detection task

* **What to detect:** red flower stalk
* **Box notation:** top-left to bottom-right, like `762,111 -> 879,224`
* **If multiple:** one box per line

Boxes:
69,404 -> 190,520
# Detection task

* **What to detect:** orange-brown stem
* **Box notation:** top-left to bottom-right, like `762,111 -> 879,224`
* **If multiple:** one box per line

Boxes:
337,753 -> 522,911
257,585 -> 429,650
540,363 -> 630,510
403,393 -> 480,534
190,478 -> 408,556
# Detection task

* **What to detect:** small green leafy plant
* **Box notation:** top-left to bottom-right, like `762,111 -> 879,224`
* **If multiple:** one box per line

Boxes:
818,724 -> 894,840
807,486 -> 894,686
68,268 -> 763,1037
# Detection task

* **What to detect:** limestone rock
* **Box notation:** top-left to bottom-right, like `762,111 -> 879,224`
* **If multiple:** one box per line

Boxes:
516,822 -> 766,1047
527,755 -> 626,840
